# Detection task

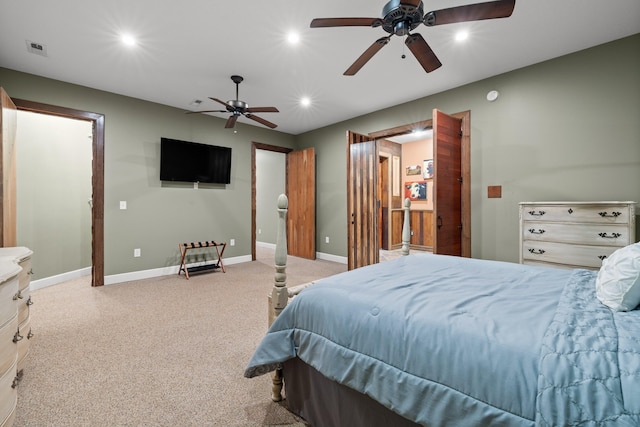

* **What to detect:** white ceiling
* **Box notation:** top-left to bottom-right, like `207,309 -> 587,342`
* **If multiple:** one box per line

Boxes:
1,1 -> 639,135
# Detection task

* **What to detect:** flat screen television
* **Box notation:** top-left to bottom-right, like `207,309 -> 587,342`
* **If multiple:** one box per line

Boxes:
160,137 -> 232,184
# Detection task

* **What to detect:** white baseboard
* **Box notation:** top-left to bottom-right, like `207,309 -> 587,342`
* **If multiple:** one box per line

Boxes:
31,267 -> 93,291
30,250 -> 345,289
316,252 -> 347,264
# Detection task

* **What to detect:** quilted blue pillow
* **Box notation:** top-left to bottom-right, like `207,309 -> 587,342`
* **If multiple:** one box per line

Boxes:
596,242 -> 640,311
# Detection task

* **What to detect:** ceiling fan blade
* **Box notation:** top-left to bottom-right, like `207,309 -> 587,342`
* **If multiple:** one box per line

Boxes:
424,0 -> 515,26
208,97 -> 231,106
405,33 -> 442,73
246,106 -> 279,113
246,114 -> 278,129
311,18 -> 382,28
225,115 -> 238,129
344,36 -> 391,76
185,109 -> 227,114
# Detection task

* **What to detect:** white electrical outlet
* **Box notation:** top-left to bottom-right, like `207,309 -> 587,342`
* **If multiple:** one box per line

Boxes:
120,201 -> 127,210
258,228 -> 262,234
229,239 -> 235,246
325,236 -> 330,243
134,248 -> 141,257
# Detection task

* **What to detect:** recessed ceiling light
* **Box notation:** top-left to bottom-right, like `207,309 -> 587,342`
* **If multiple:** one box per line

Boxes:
287,31 -> 300,45
300,97 -> 311,107
455,31 -> 469,42
121,34 -> 137,47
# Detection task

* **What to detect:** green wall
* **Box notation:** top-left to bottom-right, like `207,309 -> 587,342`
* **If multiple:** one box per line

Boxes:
1,67 -> 295,278
2,33 -> 639,280
295,34 -> 640,262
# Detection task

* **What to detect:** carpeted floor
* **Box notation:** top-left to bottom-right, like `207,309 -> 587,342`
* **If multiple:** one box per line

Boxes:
13,248 -> 346,427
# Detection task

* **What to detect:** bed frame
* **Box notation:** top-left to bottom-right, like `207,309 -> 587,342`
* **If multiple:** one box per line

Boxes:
268,194 -> 412,404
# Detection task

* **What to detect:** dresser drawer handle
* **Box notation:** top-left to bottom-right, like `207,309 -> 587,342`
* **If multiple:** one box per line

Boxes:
26,296 -> 34,306
11,376 -> 19,389
598,232 -> 621,239
27,328 -> 33,339
13,290 -> 23,300
598,255 -> 608,261
13,331 -> 23,343
598,211 -> 621,218
528,228 -> 546,235
528,248 -> 546,255
528,210 -> 546,217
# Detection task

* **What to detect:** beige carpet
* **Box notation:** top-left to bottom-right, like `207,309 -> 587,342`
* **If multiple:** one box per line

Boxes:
13,248 -> 346,427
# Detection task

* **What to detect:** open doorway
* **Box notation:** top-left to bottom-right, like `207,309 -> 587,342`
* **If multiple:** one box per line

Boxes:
12,98 -> 105,286
347,110 -> 471,270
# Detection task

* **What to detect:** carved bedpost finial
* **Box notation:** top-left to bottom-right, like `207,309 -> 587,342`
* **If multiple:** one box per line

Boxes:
271,194 -> 289,402
401,198 -> 411,256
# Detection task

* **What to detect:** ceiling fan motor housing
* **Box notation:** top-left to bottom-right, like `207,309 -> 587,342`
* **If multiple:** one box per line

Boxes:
228,99 -> 248,113
382,0 -> 424,36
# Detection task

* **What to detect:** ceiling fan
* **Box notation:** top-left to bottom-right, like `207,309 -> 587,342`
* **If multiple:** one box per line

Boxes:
310,0 -> 515,75
187,75 -> 279,129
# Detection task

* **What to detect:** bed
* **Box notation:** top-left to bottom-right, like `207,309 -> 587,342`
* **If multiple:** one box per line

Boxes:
245,195 -> 640,427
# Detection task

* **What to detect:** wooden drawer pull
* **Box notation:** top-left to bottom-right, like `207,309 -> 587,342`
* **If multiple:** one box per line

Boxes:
528,228 -> 546,235
13,331 -> 23,343
528,248 -> 546,255
599,211 -> 621,218
598,232 -> 621,239
528,210 -> 546,216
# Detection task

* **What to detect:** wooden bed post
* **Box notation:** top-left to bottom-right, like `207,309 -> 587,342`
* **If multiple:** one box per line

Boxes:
401,197 -> 411,256
271,193 -> 289,402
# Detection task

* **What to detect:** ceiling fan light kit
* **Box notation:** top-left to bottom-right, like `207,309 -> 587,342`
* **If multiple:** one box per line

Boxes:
310,0 -> 516,76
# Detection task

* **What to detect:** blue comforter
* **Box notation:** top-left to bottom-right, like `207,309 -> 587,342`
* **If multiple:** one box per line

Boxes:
245,254 -> 640,426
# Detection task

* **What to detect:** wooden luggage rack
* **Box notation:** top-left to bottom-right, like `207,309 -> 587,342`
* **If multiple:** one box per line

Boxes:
178,241 -> 226,279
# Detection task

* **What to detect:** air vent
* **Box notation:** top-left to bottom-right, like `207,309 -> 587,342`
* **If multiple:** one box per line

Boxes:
26,40 -> 48,57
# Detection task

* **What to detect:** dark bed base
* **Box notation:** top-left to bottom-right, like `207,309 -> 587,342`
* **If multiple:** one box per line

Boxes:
283,357 -> 421,427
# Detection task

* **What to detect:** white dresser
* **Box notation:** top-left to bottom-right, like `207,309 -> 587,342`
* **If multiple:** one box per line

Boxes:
519,201 -> 636,269
0,247 -> 33,427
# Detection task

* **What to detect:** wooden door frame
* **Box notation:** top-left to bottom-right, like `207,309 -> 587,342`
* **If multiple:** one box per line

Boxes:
13,98 -> 105,286
251,142 -> 293,261
368,110 -> 471,257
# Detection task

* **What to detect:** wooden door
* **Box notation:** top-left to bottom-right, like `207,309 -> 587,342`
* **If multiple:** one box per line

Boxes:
286,148 -> 315,259
0,87 -> 17,247
347,131 -> 377,270
433,109 -> 463,256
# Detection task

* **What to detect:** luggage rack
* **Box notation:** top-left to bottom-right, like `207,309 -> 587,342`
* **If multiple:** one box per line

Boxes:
178,241 -> 226,279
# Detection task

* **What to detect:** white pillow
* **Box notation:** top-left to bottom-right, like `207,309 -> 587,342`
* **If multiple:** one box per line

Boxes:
596,242 -> 640,312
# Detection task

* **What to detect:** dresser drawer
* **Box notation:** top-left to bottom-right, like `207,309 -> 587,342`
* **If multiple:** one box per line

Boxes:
0,315 -> 18,377
16,287 -> 30,326
0,359 -> 17,427
0,277 -> 18,328
522,222 -> 631,246
522,241 -> 617,269
16,315 -> 31,373
522,204 -> 632,224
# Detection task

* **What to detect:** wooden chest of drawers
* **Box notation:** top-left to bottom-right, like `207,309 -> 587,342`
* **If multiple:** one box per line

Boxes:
519,201 -> 636,269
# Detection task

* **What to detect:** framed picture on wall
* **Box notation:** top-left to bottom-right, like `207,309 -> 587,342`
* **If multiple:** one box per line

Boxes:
406,165 -> 421,175
423,159 -> 433,179
405,181 -> 427,201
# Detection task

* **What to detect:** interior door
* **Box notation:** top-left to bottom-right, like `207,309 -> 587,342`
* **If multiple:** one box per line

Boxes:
286,147 -> 315,259
433,109 -> 463,256
0,87 -> 17,247
347,131 -> 378,270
